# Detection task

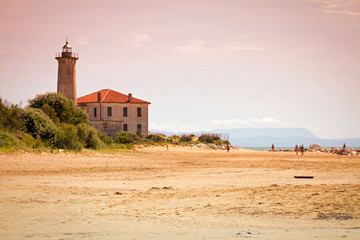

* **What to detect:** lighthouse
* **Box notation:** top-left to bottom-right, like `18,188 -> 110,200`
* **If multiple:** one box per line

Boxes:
55,40 -> 79,104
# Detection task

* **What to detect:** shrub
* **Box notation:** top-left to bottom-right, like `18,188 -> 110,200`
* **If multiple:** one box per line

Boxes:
115,131 -> 139,144
33,135 -> 45,149
180,134 -> 192,142
167,135 -> 181,143
41,103 -> 60,124
0,98 -> 25,132
214,139 -> 229,146
53,123 -> 83,151
86,130 -> 104,149
146,134 -> 164,143
13,131 -> 36,148
0,130 -> 19,148
22,108 -> 57,142
76,123 -> 104,149
198,134 -> 220,143
98,131 -> 113,145
28,92 -> 88,125
76,123 -> 91,143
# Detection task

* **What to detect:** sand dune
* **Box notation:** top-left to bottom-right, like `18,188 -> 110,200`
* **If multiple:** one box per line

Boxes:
0,147 -> 359,239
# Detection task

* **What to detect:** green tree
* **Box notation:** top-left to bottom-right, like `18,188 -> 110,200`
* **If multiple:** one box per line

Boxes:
28,93 -> 88,125
0,98 -> 25,132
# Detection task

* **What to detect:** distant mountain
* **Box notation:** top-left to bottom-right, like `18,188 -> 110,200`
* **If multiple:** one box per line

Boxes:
210,128 -> 319,139
150,128 -> 360,147
228,136 -> 360,148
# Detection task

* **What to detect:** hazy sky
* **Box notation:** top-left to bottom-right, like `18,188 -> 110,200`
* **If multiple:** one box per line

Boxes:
1,0 -> 359,138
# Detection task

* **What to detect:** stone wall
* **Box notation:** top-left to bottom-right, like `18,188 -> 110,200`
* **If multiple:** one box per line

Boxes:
90,121 -> 123,138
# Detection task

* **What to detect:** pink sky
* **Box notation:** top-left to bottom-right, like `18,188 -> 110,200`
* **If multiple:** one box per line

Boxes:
0,0 -> 359,138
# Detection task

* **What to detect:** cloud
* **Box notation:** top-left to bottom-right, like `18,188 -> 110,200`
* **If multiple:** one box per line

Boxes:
323,0 -> 360,16
122,33 -> 152,47
172,39 -> 209,55
173,39 -> 265,56
150,117 -> 300,133
325,9 -> 360,15
227,46 -> 266,51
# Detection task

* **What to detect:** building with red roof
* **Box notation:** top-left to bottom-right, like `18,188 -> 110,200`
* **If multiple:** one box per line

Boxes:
77,89 -> 151,137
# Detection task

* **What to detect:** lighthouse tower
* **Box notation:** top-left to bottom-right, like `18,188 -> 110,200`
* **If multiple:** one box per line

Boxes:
55,40 -> 79,104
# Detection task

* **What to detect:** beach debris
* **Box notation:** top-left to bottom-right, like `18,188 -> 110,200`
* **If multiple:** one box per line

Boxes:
268,149 -> 294,152
149,186 -> 172,190
294,176 -> 314,179
315,212 -> 353,220
114,192 -> 123,195
235,230 -> 260,238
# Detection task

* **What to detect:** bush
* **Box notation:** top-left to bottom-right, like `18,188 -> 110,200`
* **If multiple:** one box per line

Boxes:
23,108 -> 57,142
115,131 -> 139,144
0,130 -> 19,148
98,131 -> 113,145
146,134 -> 164,143
53,123 -> 83,151
168,135 -> 180,143
86,130 -> 104,149
198,134 -> 220,143
214,139 -> 229,145
13,131 -> 36,148
76,123 -> 104,149
28,92 -> 88,125
0,98 -> 25,132
180,134 -> 192,142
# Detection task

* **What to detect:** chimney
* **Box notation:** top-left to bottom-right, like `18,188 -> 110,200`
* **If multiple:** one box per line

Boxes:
128,93 -> 132,102
97,92 -> 101,102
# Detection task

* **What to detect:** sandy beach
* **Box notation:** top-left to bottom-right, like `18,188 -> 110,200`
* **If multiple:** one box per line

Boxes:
0,146 -> 359,239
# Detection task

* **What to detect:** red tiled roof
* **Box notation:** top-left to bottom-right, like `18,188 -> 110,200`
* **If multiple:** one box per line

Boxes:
77,89 -> 150,104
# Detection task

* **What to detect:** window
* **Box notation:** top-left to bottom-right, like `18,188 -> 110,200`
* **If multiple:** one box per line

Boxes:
94,107 -> 97,117
123,107 -> 128,117
107,107 -> 112,117
137,107 -> 141,117
123,124 -> 128,131
137,124 -> 141,133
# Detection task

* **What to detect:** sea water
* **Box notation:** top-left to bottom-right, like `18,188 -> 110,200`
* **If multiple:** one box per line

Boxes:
243,147 -> 360,151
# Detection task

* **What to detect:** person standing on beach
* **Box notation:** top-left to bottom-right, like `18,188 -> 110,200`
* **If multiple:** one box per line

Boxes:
343,143 -> 346,151
295,145 -> 299,155
271,144 -> 275,152
226,143 -> 230,153
300,145 -> 304,156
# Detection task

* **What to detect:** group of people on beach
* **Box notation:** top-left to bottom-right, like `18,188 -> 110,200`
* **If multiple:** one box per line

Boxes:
294,144 -> 305,156
271,144 -> 305,155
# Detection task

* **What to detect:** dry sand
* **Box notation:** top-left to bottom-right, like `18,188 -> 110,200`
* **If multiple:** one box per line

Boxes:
0,146 -> 359,239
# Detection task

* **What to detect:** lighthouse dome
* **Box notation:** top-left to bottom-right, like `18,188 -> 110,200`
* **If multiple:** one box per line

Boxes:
62,41 -> 72,52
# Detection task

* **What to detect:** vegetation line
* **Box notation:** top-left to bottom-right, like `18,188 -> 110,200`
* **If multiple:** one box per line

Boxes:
1,93 -> 229,152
